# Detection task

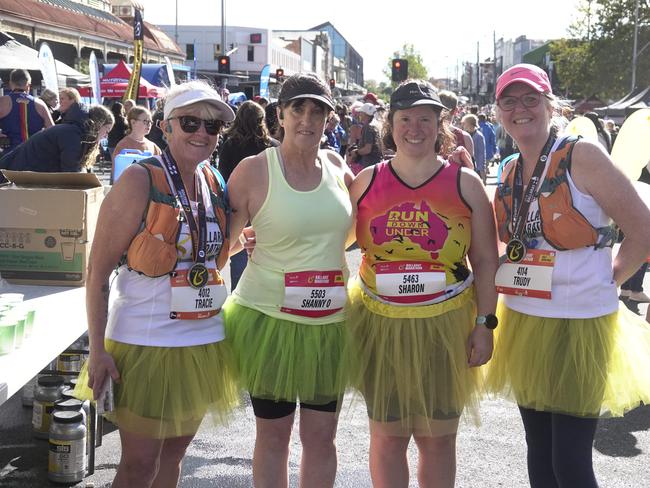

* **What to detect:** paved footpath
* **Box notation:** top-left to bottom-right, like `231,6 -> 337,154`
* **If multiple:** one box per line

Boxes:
1,168 -> 649,487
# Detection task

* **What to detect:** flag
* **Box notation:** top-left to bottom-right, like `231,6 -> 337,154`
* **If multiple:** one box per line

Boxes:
123,8 -> 144,102
38,42 -> 58,92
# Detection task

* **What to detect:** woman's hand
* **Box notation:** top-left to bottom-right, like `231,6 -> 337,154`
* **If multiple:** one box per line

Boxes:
448,146 -> 474,170
240,226 -> 257,256
87,349 -> 120,400
466,325 -> 494,367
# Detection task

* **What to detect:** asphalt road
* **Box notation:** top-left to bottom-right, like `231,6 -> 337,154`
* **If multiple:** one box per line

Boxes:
1,168 -> 649,487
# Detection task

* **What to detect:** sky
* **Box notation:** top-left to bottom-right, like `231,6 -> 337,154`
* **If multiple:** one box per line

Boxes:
137,0 -> 583,82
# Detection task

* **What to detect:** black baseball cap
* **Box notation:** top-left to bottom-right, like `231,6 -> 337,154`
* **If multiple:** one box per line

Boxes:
278,73 -> 335,110
390,81 -> 447,111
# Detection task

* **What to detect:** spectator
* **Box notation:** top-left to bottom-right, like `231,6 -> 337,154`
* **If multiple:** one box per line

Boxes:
147,98 -> 167,151
478,113 -> 498,162
0,69 -> 54,153
439,90 -> 474,158
347,102 -> 382,173
39,88 -> 61,124
58,87 -> 81,121
0,104 -> 114,173
123,98 -> 136,114
462,114 -> 487,184
111,106 -> 161,182
107,101 -> 128,158
323,113 -> 346,154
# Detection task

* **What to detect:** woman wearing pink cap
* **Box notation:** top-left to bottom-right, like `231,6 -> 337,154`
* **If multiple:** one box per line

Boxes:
488,63 -> 650,487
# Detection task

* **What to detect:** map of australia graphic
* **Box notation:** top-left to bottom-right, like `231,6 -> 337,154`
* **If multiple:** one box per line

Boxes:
370,201 -> 448,258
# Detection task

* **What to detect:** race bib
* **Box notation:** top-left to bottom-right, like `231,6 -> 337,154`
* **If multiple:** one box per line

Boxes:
495,249 -> 555,299
375,261 -> 447,304
170,267 -> 227,320
281,270 -> 346,318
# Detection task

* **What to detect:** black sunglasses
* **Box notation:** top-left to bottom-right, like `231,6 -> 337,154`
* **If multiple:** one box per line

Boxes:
169,115 -> 223,135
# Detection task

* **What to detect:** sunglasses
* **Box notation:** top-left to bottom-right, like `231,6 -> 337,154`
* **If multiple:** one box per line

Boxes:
169,115 -> 223,135
496,92 -> 545,111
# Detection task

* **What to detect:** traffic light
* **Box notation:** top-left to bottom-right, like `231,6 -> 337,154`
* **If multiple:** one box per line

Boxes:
329,78 -> 336,89
391,59 -> 408,82
275,68 -> 284,82
217,55 -> 230,74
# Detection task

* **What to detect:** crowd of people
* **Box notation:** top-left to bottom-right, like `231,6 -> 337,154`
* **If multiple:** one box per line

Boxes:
1,65 -> 649,488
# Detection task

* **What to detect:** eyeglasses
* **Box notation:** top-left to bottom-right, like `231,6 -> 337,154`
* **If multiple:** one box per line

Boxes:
136,118 -> 153,126
168,115 -> 223,135
496,92 -> 545,111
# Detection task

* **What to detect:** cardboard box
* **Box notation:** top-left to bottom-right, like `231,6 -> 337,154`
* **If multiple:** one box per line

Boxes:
0,170 -> 104,286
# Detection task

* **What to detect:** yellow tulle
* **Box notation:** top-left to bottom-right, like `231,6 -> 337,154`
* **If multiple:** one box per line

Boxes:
74,339 -> 240,438
486,302 -> 650,417
346,282 -> 484,437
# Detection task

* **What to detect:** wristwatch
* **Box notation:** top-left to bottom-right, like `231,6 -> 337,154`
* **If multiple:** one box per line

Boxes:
476,314 -> 498,330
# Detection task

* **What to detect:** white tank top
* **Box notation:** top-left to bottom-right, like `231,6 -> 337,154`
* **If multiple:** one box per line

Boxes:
106,172 -> 226,347
504,169 -> 619,318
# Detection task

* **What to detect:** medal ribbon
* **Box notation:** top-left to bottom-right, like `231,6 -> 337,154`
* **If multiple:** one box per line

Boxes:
510,130 -> 556,242
161,149 -> 207,266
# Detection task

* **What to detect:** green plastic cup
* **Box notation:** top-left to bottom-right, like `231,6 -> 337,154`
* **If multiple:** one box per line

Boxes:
4,312 -> 25,348
25,310 -> 36,338
0,319 -> 16,355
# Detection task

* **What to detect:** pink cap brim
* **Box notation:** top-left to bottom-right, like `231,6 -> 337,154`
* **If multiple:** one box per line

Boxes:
496,78 -> 549,99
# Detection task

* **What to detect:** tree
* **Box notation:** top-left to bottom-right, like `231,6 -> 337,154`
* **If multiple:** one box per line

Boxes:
551,0 -> 650,100
363,79 -> 391,102
383,44 -> 429,85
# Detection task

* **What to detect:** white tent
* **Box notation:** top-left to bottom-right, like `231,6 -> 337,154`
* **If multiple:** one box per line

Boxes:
0,31 -> 89,85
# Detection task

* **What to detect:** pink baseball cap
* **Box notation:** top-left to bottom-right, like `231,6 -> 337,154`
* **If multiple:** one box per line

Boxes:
496,64 -> 552,99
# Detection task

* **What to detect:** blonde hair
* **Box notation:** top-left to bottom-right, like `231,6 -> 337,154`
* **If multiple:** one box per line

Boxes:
126,106 -> 152,133
59,87 -> 81,104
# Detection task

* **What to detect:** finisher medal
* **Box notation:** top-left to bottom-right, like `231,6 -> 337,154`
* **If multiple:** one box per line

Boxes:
506,238 -> 527,263
187,263 -> 209,289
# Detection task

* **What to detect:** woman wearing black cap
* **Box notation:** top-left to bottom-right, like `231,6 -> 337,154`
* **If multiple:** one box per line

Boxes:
225,73 -> 354,487
346,79 -> 498,487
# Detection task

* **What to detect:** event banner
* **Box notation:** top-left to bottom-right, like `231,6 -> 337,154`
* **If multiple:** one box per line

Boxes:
164,56 -> 176,87
88,51 -> 101,105
259,64 -> 271,99
38,42 -> 58,93
123,8 -> 144,102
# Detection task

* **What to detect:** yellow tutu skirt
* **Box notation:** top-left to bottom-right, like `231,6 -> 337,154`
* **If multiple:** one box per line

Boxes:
346,282 -> 483,437
486,302 -> 650,417
223,300 -> 346,405
74,339 -> 240,439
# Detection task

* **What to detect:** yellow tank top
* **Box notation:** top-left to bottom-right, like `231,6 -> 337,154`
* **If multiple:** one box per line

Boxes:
230,147 -> 353,324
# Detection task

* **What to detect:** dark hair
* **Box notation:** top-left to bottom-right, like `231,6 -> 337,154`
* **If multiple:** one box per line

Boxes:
224,101 -> 271,146
265,101 -> 281,140
79,105 -> 114,169
584,112 -> 612,153
9,69 -> 30,87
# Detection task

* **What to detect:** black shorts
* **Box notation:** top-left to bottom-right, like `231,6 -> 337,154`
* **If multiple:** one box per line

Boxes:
250,395 -> 339,420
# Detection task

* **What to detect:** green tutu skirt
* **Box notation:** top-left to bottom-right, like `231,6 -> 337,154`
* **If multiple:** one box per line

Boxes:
346,282 -> 483,437
74,339 -> 240,439
224,300 -> 346,405
486,302 -> 650,417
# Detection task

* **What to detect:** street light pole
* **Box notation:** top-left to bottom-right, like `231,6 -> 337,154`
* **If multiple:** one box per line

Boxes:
221,0 -> 226,56
632,0 -> 639,91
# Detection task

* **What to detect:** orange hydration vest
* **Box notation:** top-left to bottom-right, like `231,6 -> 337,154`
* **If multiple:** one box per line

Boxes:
494,136 -> 617,251
124,159 -> 230,277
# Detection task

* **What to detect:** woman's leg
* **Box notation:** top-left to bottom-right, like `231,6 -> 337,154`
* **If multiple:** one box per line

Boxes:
518,406 -> 558,488
551,413 -> 599,488
413,433 -> 457,488
112,429 -> 164,488
151,435 -> 197,488
250,396 -> 296,488
368,423 -> 411,488
298,406 -> 339,488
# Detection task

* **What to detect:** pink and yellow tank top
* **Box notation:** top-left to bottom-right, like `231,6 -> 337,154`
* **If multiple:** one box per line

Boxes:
357,160 -> 473,305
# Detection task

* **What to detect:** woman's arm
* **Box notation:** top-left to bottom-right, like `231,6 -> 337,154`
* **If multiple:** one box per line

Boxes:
571,140 -> 650,285
85,164 -> 149,398
461,168 -> 499,367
